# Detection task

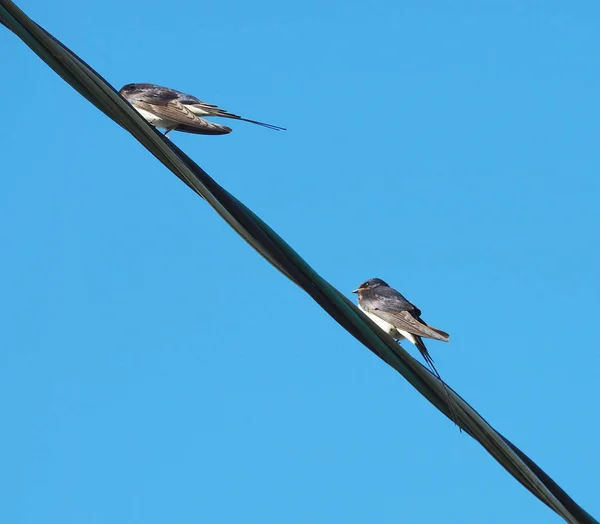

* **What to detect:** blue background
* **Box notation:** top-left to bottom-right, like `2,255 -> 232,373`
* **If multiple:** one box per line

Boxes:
1,1 -> 599,522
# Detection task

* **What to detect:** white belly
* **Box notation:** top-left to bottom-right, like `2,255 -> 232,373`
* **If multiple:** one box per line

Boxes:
132,106 -> 173,129
358,305 -> 403,339
357,304 -> 423,349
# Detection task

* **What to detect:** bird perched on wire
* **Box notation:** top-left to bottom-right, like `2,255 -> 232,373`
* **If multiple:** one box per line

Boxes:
119,83 -> 286,136
353,278 -> 458,425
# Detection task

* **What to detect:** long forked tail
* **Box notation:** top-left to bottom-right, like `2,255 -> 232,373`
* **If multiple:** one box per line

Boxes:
210,108 -> 286,130
414,337 -> 460,430
235,116 -> 286,131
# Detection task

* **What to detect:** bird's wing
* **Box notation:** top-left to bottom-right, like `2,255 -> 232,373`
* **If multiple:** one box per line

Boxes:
173,120 -> 233,135
133,99 -> 232,135
121,84 -> 181,103
186,101 -> 286,131
362,306 -> 449,342
361,286 -> 449,340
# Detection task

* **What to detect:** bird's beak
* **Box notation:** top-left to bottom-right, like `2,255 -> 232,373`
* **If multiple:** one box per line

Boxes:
352,288 -> 360,293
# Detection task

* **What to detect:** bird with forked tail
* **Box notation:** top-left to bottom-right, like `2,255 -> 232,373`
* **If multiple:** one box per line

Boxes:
119,83 -> 286,137
353,278 -> 459,427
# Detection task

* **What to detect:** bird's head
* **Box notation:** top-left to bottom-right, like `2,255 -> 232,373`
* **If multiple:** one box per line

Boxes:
352,278 -> 389,294
118,83 -> 155,97
118,83 -> 137,96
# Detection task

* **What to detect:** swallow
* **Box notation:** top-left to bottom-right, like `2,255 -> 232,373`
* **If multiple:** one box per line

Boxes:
353,278 -> 458,425
119,83 -> 286,136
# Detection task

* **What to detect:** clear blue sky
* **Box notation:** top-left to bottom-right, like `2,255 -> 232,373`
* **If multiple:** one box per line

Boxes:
1,1 -> 599,522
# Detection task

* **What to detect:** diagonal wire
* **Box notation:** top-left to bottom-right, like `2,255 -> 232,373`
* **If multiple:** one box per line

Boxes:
0,2 -> 597,522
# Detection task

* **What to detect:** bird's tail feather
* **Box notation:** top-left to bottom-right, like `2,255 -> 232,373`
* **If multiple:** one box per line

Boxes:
211,108 -> 286,131
428,325 -> 450,341
173,122 -> 232,135
414,337 -> 460,430
235,116 -> 286,131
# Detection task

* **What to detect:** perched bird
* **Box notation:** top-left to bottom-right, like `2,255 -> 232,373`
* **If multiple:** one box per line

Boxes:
353,278 -> 458,425
352,278 -> 449,363
119,83 -> 286,136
